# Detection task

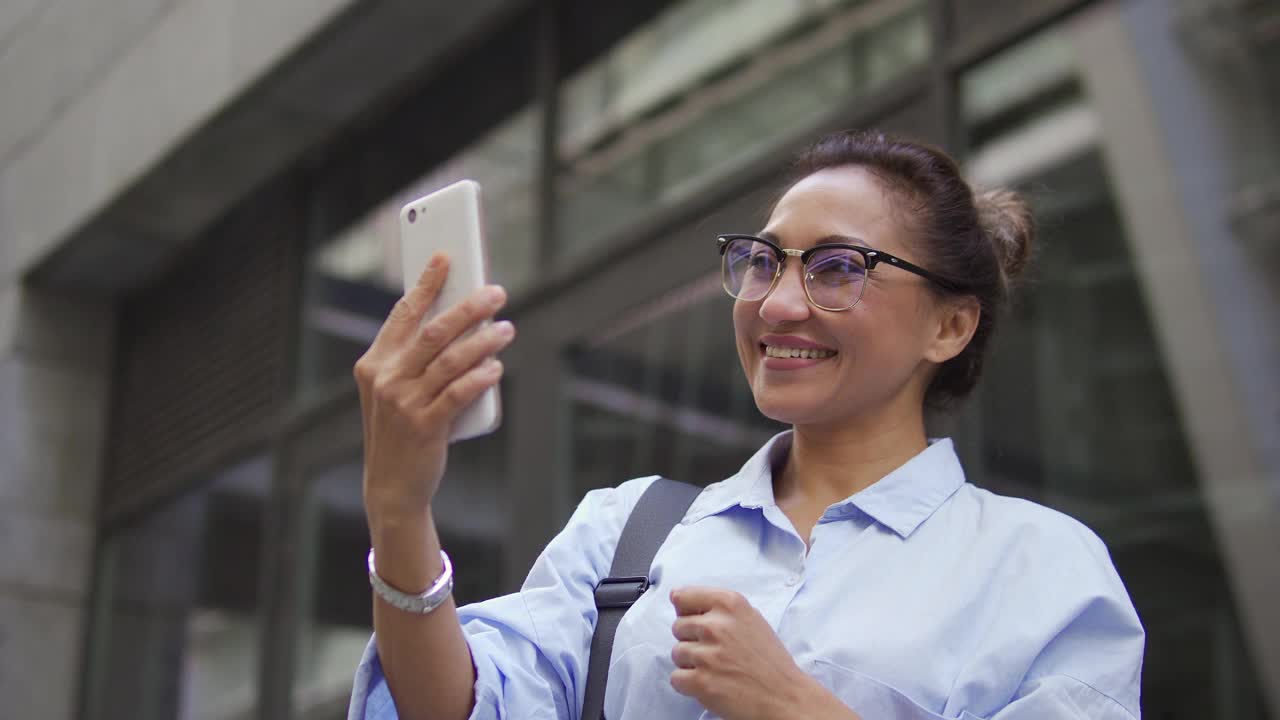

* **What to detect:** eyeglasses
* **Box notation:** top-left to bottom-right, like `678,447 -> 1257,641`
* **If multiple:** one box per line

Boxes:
717,234 -> 960,311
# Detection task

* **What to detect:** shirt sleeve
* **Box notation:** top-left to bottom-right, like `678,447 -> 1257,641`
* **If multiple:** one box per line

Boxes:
347,476 -> 660,720
983,520 -> 1145,720
810,510 -> 1145,720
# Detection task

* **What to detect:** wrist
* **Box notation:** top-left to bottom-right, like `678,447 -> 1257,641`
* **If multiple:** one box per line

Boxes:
363,487 -> 433,529
778,670 -> 860,720
367,510 -> 441,593
369,547 -> 454,614
367,504 -> 432,535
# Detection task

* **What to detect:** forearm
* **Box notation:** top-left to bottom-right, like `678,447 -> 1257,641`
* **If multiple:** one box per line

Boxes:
370,508 -> 477,720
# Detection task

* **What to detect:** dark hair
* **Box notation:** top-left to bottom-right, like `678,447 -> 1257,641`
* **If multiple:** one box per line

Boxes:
787,129 -> 1035,408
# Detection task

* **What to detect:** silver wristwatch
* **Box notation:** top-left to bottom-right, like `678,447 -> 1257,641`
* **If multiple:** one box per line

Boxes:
367,548 -> 454,614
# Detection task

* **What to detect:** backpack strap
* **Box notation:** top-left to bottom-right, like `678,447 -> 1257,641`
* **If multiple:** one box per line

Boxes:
581,477 -> 702,720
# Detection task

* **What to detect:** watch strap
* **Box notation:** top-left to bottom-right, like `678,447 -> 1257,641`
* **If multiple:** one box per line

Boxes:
368,548 -> 454,614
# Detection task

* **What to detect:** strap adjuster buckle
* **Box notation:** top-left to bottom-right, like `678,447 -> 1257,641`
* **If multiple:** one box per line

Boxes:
594,575 -> 650,609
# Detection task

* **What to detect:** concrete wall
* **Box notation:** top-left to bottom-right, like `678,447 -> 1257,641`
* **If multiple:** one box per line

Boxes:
0,0 -> 358,715
0,288 -> 112,718
0,0 -> 354,286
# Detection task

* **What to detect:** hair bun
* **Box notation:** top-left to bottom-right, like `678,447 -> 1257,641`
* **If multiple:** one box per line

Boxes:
975,188 -> 1035,287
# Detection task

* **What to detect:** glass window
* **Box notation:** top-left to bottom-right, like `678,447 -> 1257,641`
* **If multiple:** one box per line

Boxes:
290,400 -> 510,717
555,0 -> 931,259
83,457 -> 270,720
564,275 -> 785,502
958,28 -> 1273,719
289,458 -> 372,720
298,110 -> 538,395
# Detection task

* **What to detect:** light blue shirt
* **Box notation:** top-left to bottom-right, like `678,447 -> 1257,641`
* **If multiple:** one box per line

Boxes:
349,432 -> 1144,719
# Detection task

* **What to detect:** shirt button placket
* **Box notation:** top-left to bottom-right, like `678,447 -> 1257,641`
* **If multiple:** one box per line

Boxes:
786,553 -> 804,587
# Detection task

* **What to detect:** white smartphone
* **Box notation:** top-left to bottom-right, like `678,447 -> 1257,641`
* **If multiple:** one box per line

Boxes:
399,180 -> 502,442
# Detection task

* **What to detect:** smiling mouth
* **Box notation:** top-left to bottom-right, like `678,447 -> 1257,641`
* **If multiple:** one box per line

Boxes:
761,343 -> 837,360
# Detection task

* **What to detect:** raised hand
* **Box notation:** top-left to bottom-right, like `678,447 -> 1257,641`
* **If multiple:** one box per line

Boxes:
353,252 -> 514,532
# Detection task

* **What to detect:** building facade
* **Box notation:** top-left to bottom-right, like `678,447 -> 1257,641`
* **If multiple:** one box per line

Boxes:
0,0 -> 1277,718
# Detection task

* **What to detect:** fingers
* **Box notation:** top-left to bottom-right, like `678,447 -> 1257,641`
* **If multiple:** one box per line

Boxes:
671,616 -> 701,643
374,253 -> 450,349
416,319 -> 516,399
670,587 -> 745,617
672,614 -> 725,646
418,357 -> 505,429
402,284 -> 508,376
670,668 -> 700,697
670,640 -> 703,670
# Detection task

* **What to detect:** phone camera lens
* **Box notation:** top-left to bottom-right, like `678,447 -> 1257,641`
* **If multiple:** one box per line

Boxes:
407,208 -> 417,223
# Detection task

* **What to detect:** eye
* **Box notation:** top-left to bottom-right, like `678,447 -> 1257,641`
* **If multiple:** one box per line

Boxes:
747,251 -> 777,273
807,251 -> 866,282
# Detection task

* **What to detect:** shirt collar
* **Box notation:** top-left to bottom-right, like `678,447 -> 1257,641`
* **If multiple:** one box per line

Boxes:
684,430 -> 966,539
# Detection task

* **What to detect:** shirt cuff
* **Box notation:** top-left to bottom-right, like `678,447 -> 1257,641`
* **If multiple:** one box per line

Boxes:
347,634 -> 503,720
347,637 -> 393,720
991,674 -> 1139,720
809,660 -> 1137,720
809,659 -> 955,720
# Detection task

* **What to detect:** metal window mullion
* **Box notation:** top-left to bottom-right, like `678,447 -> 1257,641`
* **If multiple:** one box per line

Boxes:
502,0 -> 571,593
256,171 -> 343,720
502,334 -> 569,592
256,448 -> 304,720
929,0 -> 963,153
536,0 -> 562,264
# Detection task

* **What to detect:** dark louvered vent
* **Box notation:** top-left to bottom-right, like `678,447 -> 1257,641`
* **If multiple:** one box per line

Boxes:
102,184 -> 302,522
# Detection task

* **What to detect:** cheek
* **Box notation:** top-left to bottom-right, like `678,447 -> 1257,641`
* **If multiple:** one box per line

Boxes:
834,297 -> 913,367
845,294 -> 932,374
732,301 -> 755,354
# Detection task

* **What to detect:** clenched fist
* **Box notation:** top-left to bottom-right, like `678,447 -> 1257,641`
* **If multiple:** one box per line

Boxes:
670,587 -> 859,720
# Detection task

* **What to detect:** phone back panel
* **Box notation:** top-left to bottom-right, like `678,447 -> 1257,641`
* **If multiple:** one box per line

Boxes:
399,180 -> 502,441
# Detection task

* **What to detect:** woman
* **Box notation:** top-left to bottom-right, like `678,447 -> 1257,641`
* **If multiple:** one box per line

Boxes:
348,131 -> 1145,720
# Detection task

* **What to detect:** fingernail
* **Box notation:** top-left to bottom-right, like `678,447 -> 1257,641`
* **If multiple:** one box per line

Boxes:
428,253 -> 444,269
494,321 -> 514,338
485,286 -> 506,305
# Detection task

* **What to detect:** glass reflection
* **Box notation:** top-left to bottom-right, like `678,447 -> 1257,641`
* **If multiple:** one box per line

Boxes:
566,277 -> 784,502
84,458 -> 269,720
291,402 -> 510,717
556,0 -> 930,258
959,28 -> 1273,720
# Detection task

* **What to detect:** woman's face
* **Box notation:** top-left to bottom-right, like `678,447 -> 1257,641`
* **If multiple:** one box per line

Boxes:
734,165 -> 946,428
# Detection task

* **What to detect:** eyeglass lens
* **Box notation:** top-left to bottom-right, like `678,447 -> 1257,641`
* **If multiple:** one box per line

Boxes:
721,237 -> 867,310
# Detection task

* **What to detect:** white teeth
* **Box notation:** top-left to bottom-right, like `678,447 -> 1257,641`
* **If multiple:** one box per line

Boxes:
764,345 -> 835,359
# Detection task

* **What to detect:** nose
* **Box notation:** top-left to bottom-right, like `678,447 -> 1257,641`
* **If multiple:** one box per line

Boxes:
759,259 -> 810,324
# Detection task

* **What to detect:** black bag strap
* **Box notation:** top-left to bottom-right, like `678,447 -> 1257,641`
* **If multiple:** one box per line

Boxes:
581,477 -> 702,720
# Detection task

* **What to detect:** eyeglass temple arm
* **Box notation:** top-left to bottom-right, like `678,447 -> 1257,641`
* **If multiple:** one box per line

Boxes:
866,250 -> 965,292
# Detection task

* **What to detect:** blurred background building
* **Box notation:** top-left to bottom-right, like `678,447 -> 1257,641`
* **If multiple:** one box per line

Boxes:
0,0 -> 1277,718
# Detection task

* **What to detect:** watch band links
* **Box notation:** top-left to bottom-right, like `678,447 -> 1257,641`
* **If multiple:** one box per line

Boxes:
368,548 -> 454,614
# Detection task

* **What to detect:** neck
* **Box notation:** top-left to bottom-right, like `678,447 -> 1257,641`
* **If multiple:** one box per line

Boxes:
777,400 -> 929,508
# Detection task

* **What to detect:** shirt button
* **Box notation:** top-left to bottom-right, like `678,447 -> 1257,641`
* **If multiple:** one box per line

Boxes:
786,574 -> 801,586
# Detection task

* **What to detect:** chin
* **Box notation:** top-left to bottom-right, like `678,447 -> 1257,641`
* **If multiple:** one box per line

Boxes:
750,386 -> 831,426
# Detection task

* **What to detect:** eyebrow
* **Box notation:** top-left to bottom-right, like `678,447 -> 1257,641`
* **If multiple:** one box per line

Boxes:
758,231 -> 873,248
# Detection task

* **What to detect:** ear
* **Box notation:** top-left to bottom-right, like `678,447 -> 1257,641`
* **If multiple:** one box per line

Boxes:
924,295 -> 980,364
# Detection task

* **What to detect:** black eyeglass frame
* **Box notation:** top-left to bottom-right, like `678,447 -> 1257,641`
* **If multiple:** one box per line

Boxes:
716,233 -> 964,310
